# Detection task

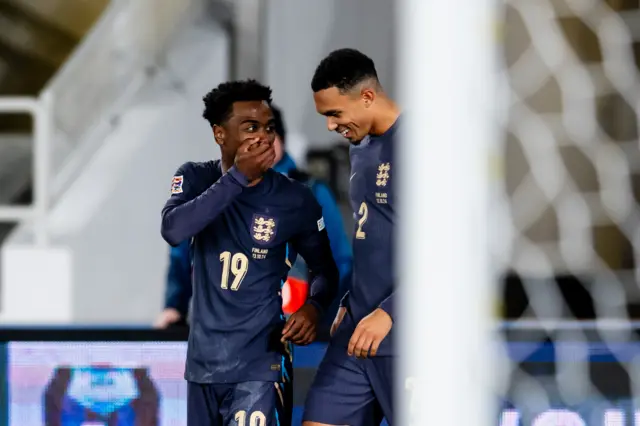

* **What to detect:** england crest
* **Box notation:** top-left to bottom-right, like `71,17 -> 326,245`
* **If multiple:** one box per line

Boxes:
252,214 -> 278,244
376,163 -> 391,187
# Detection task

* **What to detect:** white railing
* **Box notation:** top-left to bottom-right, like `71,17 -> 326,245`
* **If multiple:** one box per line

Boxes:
43,0 -> 206,202
0,94 -> 52,246
0,0 -> 210,245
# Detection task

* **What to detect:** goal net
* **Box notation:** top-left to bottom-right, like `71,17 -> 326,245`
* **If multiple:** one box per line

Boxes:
400,0 -> 640,425
497,0 -> 640,425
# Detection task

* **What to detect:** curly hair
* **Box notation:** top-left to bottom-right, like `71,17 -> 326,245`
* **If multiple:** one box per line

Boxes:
202,79 -> 273,127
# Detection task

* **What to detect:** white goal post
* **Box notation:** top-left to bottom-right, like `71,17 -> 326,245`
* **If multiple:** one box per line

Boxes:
398,0 -> 498,425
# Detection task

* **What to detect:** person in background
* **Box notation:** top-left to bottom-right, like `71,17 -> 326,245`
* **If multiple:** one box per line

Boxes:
154,105 -> 353,329
154,239 -> 191,328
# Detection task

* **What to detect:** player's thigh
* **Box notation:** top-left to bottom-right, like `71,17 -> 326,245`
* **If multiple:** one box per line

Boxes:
303,343 -> 384,426
222,381 -> 291,426
188,382 -> 222,426
366,356 -> 395,426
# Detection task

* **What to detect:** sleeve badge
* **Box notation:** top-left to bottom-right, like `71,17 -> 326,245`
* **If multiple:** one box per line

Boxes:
171,175 -> 184,194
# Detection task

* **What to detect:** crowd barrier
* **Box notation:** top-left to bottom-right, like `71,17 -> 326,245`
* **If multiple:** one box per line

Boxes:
0,323 -> 638,425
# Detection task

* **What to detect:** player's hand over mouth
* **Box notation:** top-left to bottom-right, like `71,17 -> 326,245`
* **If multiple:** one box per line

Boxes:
348,308 -> 392,359
281,303 -> 320,345
234,138 -> 276,182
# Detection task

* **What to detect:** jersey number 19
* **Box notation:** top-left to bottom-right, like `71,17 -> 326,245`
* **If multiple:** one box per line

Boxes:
219,251 -> 249,290
235,410 -> 266,426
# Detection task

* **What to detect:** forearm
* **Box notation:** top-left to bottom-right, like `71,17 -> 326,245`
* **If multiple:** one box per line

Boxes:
306,265 -> 339,314
294,231 -> 339,314
161,167 -> 247,245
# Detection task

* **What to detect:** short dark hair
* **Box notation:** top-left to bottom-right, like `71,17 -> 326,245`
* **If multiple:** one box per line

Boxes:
271,105 -> 286,142
202,79 -> 272,127
311,48 -> 379,93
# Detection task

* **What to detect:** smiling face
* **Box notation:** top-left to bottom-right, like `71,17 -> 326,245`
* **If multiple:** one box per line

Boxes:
214,100 -> 276,158
313,86 -> 376,144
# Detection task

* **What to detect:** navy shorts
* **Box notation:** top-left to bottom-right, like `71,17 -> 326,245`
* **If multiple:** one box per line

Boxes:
187,381 -> 292,426
303,341 -> 394,425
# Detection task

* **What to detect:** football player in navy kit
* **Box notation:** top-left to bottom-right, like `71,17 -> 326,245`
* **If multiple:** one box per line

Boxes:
303,49 -> 401,426
161,80 -> 339,426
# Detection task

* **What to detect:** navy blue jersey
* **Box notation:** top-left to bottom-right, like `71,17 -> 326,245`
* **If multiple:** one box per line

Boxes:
161,160 -> 338,383
335,118 -> 398,357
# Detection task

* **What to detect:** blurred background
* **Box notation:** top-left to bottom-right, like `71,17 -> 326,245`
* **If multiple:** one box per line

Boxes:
0,0 -> 640,424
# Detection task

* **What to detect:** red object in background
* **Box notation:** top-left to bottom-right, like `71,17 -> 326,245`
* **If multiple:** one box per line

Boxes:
282,276 -> 308,314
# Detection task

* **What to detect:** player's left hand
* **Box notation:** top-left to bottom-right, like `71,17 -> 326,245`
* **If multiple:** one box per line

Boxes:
281,303 -> 320,345
348,308 -> 393,359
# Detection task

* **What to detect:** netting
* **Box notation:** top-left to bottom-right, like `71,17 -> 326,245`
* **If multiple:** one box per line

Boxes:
495,0 -> 640,424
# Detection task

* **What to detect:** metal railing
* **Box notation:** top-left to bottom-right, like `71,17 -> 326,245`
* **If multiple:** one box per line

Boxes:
0,94 -> 52,246
43,0 -> 206,202
0,0 -> 212,245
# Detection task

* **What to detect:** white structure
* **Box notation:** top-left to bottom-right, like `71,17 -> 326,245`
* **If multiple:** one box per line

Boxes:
0,0 -> 229,324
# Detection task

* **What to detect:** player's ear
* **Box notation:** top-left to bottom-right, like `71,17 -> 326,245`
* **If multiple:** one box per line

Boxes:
213,125 -> 225,146
361,87 -> 375,107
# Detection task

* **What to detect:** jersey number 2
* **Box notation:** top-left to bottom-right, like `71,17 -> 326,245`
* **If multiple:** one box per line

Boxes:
220,251 -> 249,290
355,202 -> 368,240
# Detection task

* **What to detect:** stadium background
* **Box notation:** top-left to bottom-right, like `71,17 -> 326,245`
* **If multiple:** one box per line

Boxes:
1,0 -> 640,425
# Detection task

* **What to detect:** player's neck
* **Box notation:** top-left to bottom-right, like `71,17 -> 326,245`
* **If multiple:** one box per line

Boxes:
370,98 -> 401,137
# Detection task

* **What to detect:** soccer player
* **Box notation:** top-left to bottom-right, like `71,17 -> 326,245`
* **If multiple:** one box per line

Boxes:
160,80 -> 339,426
154,105 -> 353,331
302,49 -> 400,426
